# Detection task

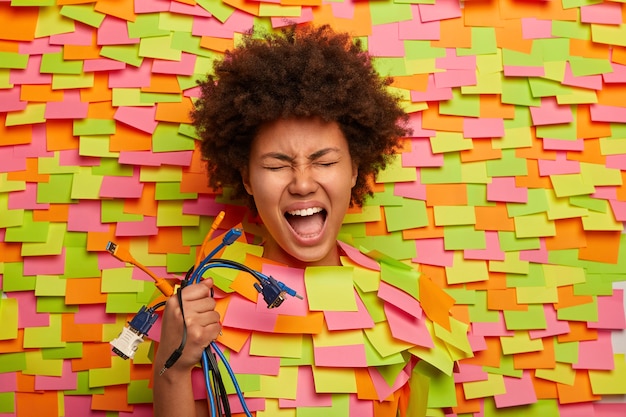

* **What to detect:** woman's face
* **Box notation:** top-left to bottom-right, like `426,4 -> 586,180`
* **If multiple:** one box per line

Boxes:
242,118 -> 358,267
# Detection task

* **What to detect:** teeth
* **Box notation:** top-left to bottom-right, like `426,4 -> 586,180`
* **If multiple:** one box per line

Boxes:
287,207 -> 323,217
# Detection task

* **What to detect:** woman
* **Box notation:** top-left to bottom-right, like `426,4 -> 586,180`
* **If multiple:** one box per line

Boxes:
153,24 -> 415,417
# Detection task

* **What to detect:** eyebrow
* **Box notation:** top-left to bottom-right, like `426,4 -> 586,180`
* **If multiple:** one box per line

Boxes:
260,147 -> 342,162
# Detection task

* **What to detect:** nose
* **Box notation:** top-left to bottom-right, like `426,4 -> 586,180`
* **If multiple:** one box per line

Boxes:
288,165 -> 318,196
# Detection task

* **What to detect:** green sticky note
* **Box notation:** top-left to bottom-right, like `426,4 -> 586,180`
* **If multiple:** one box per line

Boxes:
445,253 -> 489,285
36,3 -> 76,37
444,225 -> 486,250
24,314 -> 65,349
281,334 -> 314,367
343,205 -> 382,224
591,21 -> 626,47
502,48 -> 543,67
247,366 -> 298,399
92,159 -> 133,177
421,153 -> 463,184
489,251 -> 530,275
364,322 -> 414,358
554,339 -> 579,364
516,285 -> 558,304
37,174 -> 74,204
152,123 -> 195,152
363,328 -> 405,367
37,296 -> 78,313
158,10 -> 193,31
434,205 -> 476,226
24,350 -> 63,376
0,297 -> 18,340
127,13 -> 169,38
112,88 -> 148,107
258,4 -> 301,17
484,398 -> 559,417
35,274 -> 67,297
166,252 -> 196,274
251,333 -> 303,358
59,4 -> 105,27
0,392 -> 15,413
65,371 -> 105,395
354,232 -> 417,262
140,91 -> 181,104
458,27 -> 497,56
486,149 -> 527,177
498,231 -> 540,251
305,266 -> 357,312
372,57 -> 407,77
384,198 -> 428,231
439,90 -> 480,117
501,77 -> 541,107
105,293 -> 149,314
536,119 -> 579,140
101,268 -> 145,293
40,52 -> 83,74
171,31 -> 213,58
507,263 -> 546,288
297,394 -> 350,417
128,379 -> 153,404
367,183 -> 406,207
0,352 -> 26,373
404,41 -> 446,60
483,354 -> 523,378
529,77 -> 573,97
100,44 -> 143,67
4,211 -> 49,243
503,305 -> 547,331
376,154 -> 417,183
139,165 -> 182,182
101,200 -> 143,223
556,89 -> 598,105
581,209 -> 623,231
89,356 -> 131,387
357,288 -> 386,324
468,291 -> 500,322
599,137 -> 626,155
551,20 -> 590,41
74,118 -> 116,136
3,262 -> 36,291
546,189 -> 590,220
476,50 -> 503,74
574,274 -> 615,296
462,161 -> 490,184
369,1 -> 413,25
139,34 -> 181,61
0,51 -> 28,69
78,135 -> 118,158
63,246 -> 101,279
378,260 -> 419,298
0,195 -> 24,228
195,0 -> 234,23
542,264 -> 586,287
71,167 -> 104,200
550,173 -> 596,197
557,297 -> 598,322
463,373 -> 506,399
154,182 -> 197,200
506,188 -> 549,217
430,131 -> 474,153
423,365 -> 457,409
461,70 -> 502,95
41,342 -> 83,359
156,200 -> 199,227
493,126 -> 533,149
466,184 -> 494,207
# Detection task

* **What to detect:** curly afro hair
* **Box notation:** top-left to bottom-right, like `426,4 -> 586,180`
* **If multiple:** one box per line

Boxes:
193,24 -> 410,210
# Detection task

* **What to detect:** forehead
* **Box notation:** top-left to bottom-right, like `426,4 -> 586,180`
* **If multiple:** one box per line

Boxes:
251,118 -> 349,156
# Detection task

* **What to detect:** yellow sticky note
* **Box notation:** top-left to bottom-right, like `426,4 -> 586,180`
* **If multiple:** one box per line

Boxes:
156,201 -> 200,227
581,210 -> 623,231
589,354 -> 626,395
246,366 -> 298,399
500,331 -> 543,355
580,162 -> 623,186
430,131 -> 474,153
445,253 -> 489,285
0,297 -> 18,340
542,264 -> 586,287
101,268 -> 145,293
22,222 -> 66,257
23,314 -> 65,349
24,351 -> 63,377
71,167 -> 104,200
376,154 -> 417,183
516,286 -> 559,304
514,213 -> 556,238
311,366 -> 357,394
250,333 -> 303,358
364,322 -> 415,358
550,173 -> 596,197
35,275 -> 67,297
305,266 -> 357,312
433,317 -> 472,356
535,362 -> 576,385
89,356 -> 131,387
409,334 -> 455,376
488,251 -> 529,275
4,103 -> 46,126
313,327 -> 363,348
463,373 -> 506,399
433,206 -> 476,226
545,188 -> 590,220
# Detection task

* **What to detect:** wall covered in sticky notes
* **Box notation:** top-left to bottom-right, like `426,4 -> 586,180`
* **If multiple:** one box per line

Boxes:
1,0 -> 626,416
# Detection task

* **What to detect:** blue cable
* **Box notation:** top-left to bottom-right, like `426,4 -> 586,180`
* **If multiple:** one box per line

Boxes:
202,351 -> 218,417
210,341 -> 252,417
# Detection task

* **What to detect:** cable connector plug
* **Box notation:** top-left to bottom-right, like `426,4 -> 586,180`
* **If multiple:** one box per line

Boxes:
110,306 -> 158,359
254,275 -> 303,309
222,227 -> 242,245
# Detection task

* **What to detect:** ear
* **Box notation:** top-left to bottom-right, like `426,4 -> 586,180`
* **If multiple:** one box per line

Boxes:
351,163 -> 358,188
241,168 -> 253,195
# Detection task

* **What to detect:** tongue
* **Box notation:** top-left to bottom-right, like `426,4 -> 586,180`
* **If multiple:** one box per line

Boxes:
288,212 -> 324,236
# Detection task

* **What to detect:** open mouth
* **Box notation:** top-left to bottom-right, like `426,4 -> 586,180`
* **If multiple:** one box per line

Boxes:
285,207 -> 327,238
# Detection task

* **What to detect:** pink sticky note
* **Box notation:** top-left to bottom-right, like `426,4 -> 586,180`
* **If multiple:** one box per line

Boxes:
487,177 -> 528,203
9,291 -> 50,328
609,199 -> 626,221
192,10 -> 255,38
115,216 -> 158,237
229,337 -> 280,376
8,183 -> 49,210
45,91 -> 89,120
411,74 -> 453,102
521,17 -> 553,39
68,200 -> 110,232
590,104 -> 626,123
118,150 -> 193,167
520,238 -> 549,263
0,88 -> 27,112
529,305 -> 570,339
606,154 -> 626,170
494,371 -> 538,408
394,178 -> 427,200
593,403 -> 626,417
463,117 -> 505,139
503,65 -> 545,77
413,237 -> 454,267
406,112 -> 437,138
338,241 -> 381,271
74,304 -> 117,325
59,149 -> 99,167
604,63 -> 626,83
0,373 -> 16,393
324,291 -> 375,330
18,37 -> 62,54
119,404 -> 153,417
349,394 -> 374,417
384,302 -> 433,347
454,363 -> 489,383
538,151 -> 580,176
368,23 -> 405,57
279,366 -> 332,408
50,22 -> 94,46
314,344 -> 368,367
436,48 -> 476,70
580,2 -> 623,25
530,97 -> 573,126
222,294 -> 277,332
588,289 -> 626,330
563,61 -> 602,90
377,281 -> 422,318
418,0 -> 461,22
591,186 -> 617,200
368,362 -> 411,401
100,172 -> 144,199
464,231 -> 505,261
23,249 -> 66,275
227,395 -> 265,414
434,68 -> 477,88
472,312 -> 514,337
573,330 -> 614,370
258,264 -> 308,317
84,58 -> 127,72
183,195 -> 230,216
64,396 -> 107,417
152,52 -> 196,75
35,360 -> 77,391
97,16 -> 139,45
10,55 -> 52,85
0,148 -> 26,172
542,138 -> 584,151
398,6 -> 440,40
169,1 -> 211,17
402,138 -> 443,167
114,106 -> 158,133
558,402 -> 595,417
134,0 -> 170,13
109,60 -> 152,88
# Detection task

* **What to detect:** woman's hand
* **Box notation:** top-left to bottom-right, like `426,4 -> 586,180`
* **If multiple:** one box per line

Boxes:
155,278 -> 222,374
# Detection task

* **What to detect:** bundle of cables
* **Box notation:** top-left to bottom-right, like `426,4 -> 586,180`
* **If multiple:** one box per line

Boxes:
108,212 -> 302,417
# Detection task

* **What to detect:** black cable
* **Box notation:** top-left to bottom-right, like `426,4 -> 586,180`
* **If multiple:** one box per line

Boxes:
158,290 -> 187,375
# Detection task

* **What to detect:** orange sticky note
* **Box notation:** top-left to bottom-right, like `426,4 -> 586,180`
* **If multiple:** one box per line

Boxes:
545,218 -> 587,251
71,342 -> 112,372
20,84 -> 64,102
155,98 -> 194,123
419,274 -> 455,330
16,392 -> 58,417
46,120 -> 77,151
425,183 -> 468,206
578,231 -> 621,264
474,204 -> 515,232
200,36 -> 235,53
0,3 -> 38,41
65,278 -> 108,305
142,74 -> 181,94
0,116 -> 32,146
